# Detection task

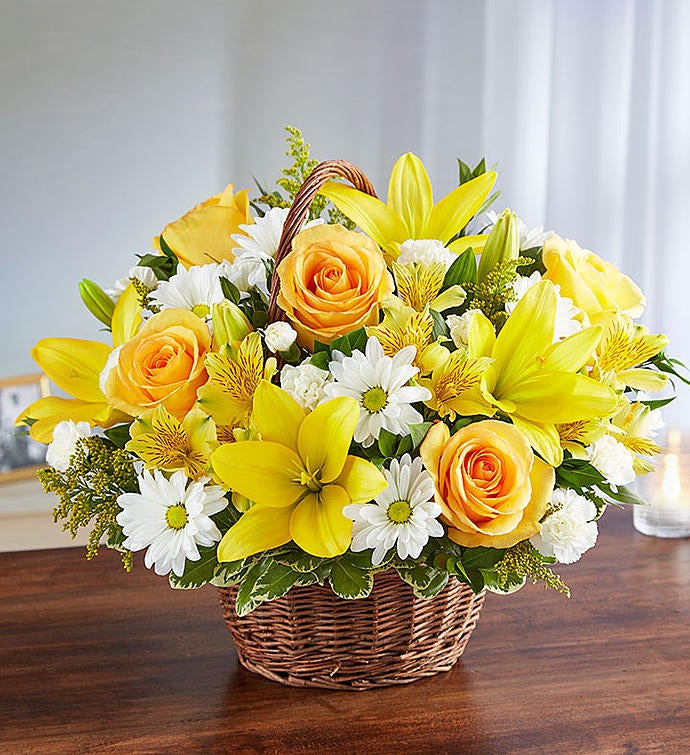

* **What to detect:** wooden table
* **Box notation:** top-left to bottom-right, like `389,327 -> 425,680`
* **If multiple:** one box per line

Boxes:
1,508 -> 688,754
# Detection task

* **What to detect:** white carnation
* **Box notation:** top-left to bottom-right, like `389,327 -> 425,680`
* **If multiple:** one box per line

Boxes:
530,488 -> 598,564
397,239 -> 456,269
264,321 -> 297,353
46,420 -> 92,472
587,435 -> 636,487
446,310 -> 482,350
280,361 -> 333,410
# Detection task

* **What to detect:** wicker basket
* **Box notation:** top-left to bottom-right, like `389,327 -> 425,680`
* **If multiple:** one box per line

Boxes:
218,159 -> 486,690
218,573 -> 485,690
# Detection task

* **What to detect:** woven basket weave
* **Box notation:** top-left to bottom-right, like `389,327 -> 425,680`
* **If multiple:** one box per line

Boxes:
218,573 -> 485,690
219,160 -> 486,690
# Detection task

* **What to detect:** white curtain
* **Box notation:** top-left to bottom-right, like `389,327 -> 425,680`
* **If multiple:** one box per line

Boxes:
2,0 -> 689,419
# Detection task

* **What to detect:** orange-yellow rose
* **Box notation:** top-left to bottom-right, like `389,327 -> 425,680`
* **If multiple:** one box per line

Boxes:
542,234 -> 645,323
419,420 -> 554,548
104,309 -> 211,419
276,224 -> 394,349
153,184 -> 252,268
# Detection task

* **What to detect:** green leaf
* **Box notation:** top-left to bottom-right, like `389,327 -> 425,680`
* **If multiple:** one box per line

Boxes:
348,327 -> 368,354
458,159 -> 472,185
639,396 -> 675,411
597,482 -> 646,506
329,560 -> 374,599
158,234 -> 178,262
461,546 -> 506,570
211,556 -> 256,587
556,459 -> 605,491
313,339 -> 330,354
103,423 -> 132,449
396,563 -> 436,590
409,422 -> 433,450
396,434 -> 414,456
235,559 -> 304,616
430,308 -> 450,340
212,502 -> 241,530
443,248 -> 477,288
309,351 -> 330,371
169,544 -> 218,589
451,416 -> 475,433
275,550 -> 327,573
413,570 -> 449,599
377,428 -> 398,458
329,332 -> 352,357
219,276 -> 241,305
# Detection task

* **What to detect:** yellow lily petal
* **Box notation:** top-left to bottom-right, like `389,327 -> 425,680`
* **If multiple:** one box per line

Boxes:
251,380 -> 305,451
425,172 -> 497,242
447,234 -> 487,256
543,326 -> 603,373
17,396 -> 126,443
111,284 -> 142,347
618,369 -> 669,392
217,503 -> 294,561
387,153 -> 433,239
290,485 -> 352,558
319,181 -> 408,252
297,397 -> 359,483
508,373 -> 618,424
467,311 -> 496,359
32,338 -> 110,403
211,441 -> 303,506
510,416 -> 564,467
335,455 -> 387,505
492,281 -> 556,389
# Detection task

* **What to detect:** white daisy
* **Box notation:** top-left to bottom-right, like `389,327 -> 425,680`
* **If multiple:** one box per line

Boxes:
323,337 -> 432,447
116,469 -> 228,577
225,208 -> 323,296
530,488 -> 598,564
506,272 -> 582,341
343,454 -> 443,565
149,264 -> 224,321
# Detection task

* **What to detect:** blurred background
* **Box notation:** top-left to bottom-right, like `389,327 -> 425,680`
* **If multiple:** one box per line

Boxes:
1,0 -> 689,545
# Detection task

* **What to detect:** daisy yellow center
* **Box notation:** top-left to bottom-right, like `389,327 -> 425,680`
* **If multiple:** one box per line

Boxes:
387,500 -> 412,523
192,303 -> 210,319
166,504 -> 188,530
361,386 -> 388,413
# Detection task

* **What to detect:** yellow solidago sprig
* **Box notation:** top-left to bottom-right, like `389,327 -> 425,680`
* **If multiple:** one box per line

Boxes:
320,152 -> 496,261
212,381 -> 387,559
592,314 -> 669,392
197,331 -> 276,429
126,406 -> 217,480
367,302 -> 449,375
467,280 -> 619,466
488,541 -> 570,597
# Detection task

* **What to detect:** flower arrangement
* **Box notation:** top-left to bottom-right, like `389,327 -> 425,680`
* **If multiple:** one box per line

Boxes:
19,128 -> 685,619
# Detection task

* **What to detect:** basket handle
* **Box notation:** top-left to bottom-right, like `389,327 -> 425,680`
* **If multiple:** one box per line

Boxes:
267,160 -> 377,323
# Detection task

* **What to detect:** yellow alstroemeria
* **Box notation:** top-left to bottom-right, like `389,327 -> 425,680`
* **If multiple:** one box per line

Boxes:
197,332 -> 276,428
320,152 -> 495,260
592,314 -> 668,392
392,261 -> 466,313
556,418 -> 608,460
419,350 -> 493,420
608,399 -> 664,475
212,381 -> 387,559
17,285 -> 141,442
467,281 -> 619,466
367,301 -> 448,375
126,406 -> 217,480
153,184 -> 252,268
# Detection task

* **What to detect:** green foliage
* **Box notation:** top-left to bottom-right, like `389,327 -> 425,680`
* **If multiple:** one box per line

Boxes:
137,235 -> 179,281
443,248 -> 477,289
310,327 -> 367,370
103,423 -> 133,449
649,352 -> 690,387
37,437 -> 138,570
556,457 -> 645,512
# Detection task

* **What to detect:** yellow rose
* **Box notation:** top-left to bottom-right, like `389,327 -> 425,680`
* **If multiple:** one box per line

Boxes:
276,225 -> 394,349
105,309 -> 211,419
153,184 -> 252,268
419,420 -> 554,548
542,234 -> 645,323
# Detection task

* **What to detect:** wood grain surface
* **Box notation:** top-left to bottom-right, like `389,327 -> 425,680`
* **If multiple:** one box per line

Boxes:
1,508 -> 688,754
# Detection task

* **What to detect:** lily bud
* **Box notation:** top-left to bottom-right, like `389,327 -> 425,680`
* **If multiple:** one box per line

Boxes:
79,279 -> 115,327
212,300 -> 252,348
477,209 -> 519,282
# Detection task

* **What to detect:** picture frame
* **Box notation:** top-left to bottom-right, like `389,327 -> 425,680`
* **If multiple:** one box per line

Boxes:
0,374 -> 50,482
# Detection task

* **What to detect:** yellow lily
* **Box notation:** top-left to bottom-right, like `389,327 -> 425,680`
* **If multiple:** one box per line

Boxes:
153,184 -> 252,268
212,381 -> 387,559
320,152 -> 495,260
467,281 -> 619,466
17,285 -> 140,442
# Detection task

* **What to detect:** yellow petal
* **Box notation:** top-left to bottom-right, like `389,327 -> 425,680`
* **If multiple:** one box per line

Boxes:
543,326 -> 603,373
425,172 -> 497,242
447,234 -> 487,256
387,153 -> 433,239
211,441 -> 303,506
16,396 -> 125,443
430,284 -> 467,312
335,455 -> 387,504
319,181 -> 408,252
419,421 -> 450,482
217,504 -> 294,561
492,281 -> 557,390
618,369 -> 669,392
510,416 -> 564,467
251,380 -> 305,451
290,486 -> 352,557
297,397 -> 359,483
32,338 -> 110,402
111,284 -> 142,347
467,311 -> 496,359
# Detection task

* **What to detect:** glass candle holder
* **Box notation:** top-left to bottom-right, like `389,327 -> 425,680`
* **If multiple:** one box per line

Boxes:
633,429 -> 690,538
